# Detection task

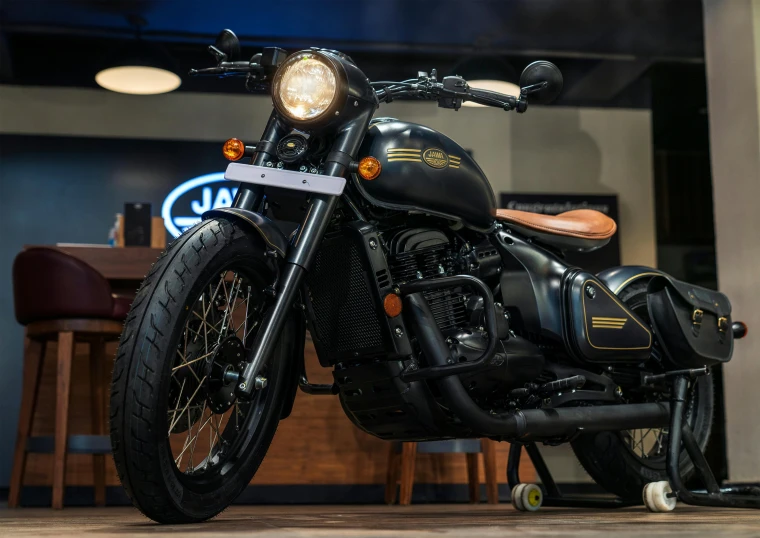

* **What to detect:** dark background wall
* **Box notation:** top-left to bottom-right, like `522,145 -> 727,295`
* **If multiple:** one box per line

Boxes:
0,134 -> 229,485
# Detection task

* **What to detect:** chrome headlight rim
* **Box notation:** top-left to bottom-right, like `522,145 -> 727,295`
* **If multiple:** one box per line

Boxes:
271,50 -> 348,128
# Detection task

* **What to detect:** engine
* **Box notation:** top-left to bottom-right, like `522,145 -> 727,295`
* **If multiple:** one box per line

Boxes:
305,223 -> 546,440
304,222 -> 543,406
385,228 -> 545,400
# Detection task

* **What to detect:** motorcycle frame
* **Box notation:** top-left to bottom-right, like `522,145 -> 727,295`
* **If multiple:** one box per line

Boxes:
213,103 -> 673,446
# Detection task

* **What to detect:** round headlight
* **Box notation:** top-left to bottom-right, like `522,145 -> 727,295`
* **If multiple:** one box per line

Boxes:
273,52 -> 339,122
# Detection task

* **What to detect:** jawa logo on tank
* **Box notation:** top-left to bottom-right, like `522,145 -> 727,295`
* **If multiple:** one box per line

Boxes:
161,172 -> 237,238
386,148 -> 461,169
422,148 -> 449,169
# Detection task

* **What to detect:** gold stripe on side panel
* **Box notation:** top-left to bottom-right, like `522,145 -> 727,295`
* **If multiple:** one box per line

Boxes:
582,279 -> 652,350
387,158 -> 423,162
387,148 -> 421,153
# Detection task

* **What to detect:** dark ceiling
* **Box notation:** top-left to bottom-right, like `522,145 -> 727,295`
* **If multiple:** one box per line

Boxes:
0,0 -> 706,106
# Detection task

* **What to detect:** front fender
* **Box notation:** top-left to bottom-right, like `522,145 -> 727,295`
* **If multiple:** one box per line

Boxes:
203,207 -> 288,258
597,265 -> 667,295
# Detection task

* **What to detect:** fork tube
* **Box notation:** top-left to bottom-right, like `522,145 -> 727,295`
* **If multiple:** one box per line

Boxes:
232,112 -> 290,211
237,111 -> 373,397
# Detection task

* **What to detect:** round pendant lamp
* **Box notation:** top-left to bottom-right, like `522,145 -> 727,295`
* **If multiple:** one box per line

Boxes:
96,16 -> 181,95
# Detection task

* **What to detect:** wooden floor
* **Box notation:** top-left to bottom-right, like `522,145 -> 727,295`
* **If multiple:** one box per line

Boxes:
2,504 -> 760,537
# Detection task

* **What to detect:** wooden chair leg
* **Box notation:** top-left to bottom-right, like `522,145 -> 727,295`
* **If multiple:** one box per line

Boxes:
384,443 -> 401,505
90,338 -> 107,507
52,331 -> 74,510
398,442 -> 417,506
466,453 -> 480,503
482,439 -> 499,504
8,335 -> 46,508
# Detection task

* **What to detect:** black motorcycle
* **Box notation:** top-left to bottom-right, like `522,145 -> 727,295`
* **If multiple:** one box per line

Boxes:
110,30 -> 751,523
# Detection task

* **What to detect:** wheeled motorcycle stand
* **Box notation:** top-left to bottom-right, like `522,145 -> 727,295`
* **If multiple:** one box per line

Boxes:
507,367 -> 760,512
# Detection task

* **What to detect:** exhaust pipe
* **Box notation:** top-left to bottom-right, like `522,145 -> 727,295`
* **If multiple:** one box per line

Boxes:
405,293 -> 670,440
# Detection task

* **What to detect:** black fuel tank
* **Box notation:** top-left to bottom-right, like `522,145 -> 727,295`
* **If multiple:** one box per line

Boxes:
353,119 -> 496,229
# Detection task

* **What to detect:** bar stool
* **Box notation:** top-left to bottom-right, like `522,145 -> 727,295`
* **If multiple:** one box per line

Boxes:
385,439 -> 500,505
9,247 -> 131,509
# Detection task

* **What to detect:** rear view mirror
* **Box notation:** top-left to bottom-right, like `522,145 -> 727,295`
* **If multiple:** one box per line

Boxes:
519,61 -> 563,105
214,29 -> 241,61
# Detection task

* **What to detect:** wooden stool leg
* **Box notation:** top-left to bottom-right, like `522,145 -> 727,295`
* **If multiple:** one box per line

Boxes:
8,335 -> 46,508
398,442 -> 417,506
466,453 -> 480,503
52,331 -> 74,510
482,439 -> 499,504
90,338 -> 107,507
384,443 -> 401,505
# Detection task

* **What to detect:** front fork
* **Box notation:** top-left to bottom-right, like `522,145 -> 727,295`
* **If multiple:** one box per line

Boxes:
234,109 -> 373,398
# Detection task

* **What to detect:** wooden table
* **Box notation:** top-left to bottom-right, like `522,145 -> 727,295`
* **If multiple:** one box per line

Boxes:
25,245 -> 163,281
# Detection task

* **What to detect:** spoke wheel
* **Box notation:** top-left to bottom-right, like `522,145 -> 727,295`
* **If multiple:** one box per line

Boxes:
167,269 -> 266,486
110,218 -> 300,523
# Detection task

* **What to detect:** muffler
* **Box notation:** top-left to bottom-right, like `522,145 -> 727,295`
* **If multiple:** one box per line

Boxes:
405,292 -> 670,441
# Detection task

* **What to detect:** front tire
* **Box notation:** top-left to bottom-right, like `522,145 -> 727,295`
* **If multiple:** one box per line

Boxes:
110,218 -> 295,523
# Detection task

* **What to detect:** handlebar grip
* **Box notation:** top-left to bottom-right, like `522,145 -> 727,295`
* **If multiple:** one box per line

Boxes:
467,87 -> 520,110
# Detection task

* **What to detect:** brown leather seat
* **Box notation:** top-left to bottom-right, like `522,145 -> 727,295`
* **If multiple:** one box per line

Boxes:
494,209 -> 617,251
13,247 -> 130,325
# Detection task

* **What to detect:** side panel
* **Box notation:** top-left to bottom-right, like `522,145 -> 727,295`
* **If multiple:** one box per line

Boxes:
493,230 -> 567,341
563,270 -> 652,362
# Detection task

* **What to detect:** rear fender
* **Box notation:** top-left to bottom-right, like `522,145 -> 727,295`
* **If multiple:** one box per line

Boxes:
597,266 -> 666,295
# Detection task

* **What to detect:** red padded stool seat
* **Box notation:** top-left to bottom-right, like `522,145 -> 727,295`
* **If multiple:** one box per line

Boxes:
9,247 -> 132,509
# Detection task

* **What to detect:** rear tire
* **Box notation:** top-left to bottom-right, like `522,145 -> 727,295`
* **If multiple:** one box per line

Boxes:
570,279 -> 714,501
110,218 -> 296,523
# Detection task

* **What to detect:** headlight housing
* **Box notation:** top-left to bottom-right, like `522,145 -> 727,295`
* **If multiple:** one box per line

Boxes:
272,51 -> 345,126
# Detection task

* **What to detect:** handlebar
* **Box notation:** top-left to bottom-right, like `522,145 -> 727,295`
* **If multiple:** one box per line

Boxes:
189,49 -> 528,113
189,61 -> 262,77
371,73 -> 528,113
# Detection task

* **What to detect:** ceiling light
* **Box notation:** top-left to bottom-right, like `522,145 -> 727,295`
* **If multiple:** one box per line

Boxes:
462,80 -> 521,108
95,16 -> 181,95
96,65 -> 181,95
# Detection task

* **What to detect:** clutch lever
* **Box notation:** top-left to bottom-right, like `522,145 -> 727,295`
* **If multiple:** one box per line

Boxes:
189,61 -> 262,77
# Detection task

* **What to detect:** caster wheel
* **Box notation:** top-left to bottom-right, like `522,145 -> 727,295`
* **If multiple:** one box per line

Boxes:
511,483 -> 526,511
643,481 -> 676,512
511,483 -> 543,512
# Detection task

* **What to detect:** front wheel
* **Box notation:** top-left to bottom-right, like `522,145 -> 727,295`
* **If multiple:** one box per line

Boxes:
110,218 -> 296,524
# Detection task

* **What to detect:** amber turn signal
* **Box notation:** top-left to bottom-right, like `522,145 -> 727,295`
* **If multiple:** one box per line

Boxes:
383,293 -> 402,318
358,156 -> 382,180
223,138 -> 246,161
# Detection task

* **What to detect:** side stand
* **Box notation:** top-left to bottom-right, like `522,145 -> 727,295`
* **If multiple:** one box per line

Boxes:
507,441 -> 637,508
666,374 -> 760,508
